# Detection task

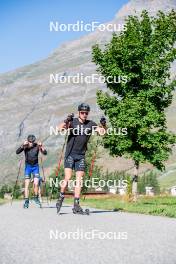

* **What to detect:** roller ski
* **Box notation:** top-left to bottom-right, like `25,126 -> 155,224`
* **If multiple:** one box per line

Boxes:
56,196 -> 64,214
72,203 -> 90,215
23,198 -> 29,209
33,196 -> 42,208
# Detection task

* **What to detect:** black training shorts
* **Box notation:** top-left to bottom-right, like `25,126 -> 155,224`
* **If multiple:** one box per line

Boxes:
64,155 -> 86,172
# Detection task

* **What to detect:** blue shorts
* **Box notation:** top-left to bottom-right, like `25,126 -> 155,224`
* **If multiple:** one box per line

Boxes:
25,163 -> 40,179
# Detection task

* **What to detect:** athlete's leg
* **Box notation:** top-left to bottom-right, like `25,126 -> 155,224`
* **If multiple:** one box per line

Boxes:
74,170 -> 84,198
56,157 -> 73,213
56,168 -> 73,213
74,157 -> 85,198
23,178 -> 30,208
72,170 -> 86,214
33,177 -> 39,196
32,177 -> 41,207
60,168 -> 73,193
24,163 -> 31,199
24,179 -> 30,198
74,157 -> 86,207
61,155 -> 74,193
38,178 -> 42,202
32,164 -> 40,196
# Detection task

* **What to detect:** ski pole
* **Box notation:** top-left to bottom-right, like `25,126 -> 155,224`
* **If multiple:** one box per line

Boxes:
89,151 -> 97,177
40,113 -> 73,144
11,159 -> 23,205
40,156 -> 49,205
56,133 -> 68,176
83,138 -> 99,200
50,131 -> 68,201
41,134 -> 51,143
50,113 -> 74,201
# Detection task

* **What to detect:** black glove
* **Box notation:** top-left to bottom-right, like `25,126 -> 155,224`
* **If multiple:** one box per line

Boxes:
22,141 -> 29,148
100,116 -> 106,126
64,113 -> 74,124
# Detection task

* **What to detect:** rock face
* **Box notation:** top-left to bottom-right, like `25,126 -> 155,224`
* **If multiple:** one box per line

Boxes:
116,0 -> 176,18
0,0 -> 175,183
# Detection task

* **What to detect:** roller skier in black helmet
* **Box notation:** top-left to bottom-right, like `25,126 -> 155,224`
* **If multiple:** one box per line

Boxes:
16,134 -> 47,208
56,103 -> 106,214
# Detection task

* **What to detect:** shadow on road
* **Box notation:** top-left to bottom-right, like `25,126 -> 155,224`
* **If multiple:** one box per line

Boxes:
41,205 -> 71,209
58,210 -> 120,215
40,205 -> 122,214
91,209 -> 120,214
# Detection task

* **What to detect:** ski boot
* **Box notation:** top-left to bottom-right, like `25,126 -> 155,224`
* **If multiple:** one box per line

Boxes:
72,203 -> 89,215
23,198 -> 29,209
56,196 -> 64,214
33,195 -> 42,208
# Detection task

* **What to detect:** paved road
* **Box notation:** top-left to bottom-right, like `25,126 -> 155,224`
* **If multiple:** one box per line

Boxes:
0,201 -> 176,264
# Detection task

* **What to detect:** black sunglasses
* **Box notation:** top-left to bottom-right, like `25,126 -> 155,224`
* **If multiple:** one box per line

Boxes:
80,111 -> 89,115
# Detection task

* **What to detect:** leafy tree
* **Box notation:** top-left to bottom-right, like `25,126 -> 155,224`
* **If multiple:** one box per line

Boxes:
92,10 -> 176,199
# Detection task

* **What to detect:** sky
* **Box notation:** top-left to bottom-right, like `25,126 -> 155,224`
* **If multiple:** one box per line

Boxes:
0,0 -> 128,73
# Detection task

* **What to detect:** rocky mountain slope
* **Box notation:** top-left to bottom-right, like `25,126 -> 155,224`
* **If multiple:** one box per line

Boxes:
0,0 -> 176,184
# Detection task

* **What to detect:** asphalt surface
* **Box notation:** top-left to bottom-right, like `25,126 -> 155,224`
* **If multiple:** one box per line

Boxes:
0,201 -> 176,264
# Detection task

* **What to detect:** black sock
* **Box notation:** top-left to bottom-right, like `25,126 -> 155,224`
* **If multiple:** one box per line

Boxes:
74,197 -> 80,205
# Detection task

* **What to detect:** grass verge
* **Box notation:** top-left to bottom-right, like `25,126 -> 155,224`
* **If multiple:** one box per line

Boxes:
66,195 -> 176,218
0,198 -> 6,205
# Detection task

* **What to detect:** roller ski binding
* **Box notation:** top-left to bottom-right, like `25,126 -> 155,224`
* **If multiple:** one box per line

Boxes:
33,196 -> 42,208
23,198 -> 29,209
72,203 -> 89,215
56,196 -> 64,214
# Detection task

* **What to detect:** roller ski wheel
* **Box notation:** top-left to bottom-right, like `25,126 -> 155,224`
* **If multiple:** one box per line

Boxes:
72,204 -> 90,215
23,199 -> 29,209
84,209 -> 90,215
56,197 -> 64,214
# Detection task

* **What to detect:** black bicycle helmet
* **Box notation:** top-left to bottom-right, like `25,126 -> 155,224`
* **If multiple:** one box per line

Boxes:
78,103 -> 90,112
27,134 -> 36,143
